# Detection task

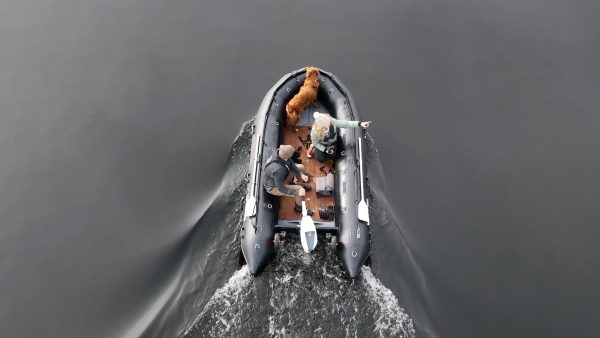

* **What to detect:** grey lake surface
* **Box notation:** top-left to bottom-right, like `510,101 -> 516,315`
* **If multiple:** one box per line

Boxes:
1,0 -> 599,337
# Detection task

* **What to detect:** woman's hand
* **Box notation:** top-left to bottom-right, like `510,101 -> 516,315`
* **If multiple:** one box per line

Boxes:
301,174 -> 309,182
360,121 -> 372,128
298,188 -> 306,196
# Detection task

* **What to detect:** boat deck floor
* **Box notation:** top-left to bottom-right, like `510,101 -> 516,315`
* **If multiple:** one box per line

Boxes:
277,125 -> 335,222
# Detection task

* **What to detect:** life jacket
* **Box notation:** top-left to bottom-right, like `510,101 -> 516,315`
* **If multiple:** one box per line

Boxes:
265,155 -> 290,174
263,154 -> 292,191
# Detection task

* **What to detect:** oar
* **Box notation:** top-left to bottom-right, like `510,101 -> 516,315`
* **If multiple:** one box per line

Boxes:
358,137 -> 370,224
300,197 -> 317,253
244,135 -> 262,219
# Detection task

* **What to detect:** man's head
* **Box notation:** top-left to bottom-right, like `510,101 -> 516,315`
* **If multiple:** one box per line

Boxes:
278,145 -> 295,160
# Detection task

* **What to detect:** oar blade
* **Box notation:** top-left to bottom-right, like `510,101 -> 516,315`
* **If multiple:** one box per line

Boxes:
358,200 -> 369,224
243,196 -> 256,219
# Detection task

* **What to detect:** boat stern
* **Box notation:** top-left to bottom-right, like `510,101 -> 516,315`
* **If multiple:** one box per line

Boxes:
240,217 -> 274,275
337,221 -> 371,278
338,243 -> 370,278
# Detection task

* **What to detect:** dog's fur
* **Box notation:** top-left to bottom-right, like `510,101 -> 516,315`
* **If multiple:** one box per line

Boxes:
286,66 -> 320,129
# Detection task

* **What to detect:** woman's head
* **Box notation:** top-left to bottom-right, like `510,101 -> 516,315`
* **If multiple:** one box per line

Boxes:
313,112 -> 331,140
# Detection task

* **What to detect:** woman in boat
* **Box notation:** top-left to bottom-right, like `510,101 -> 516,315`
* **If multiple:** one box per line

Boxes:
263,144 -> 314,215
308,112 -> 372,162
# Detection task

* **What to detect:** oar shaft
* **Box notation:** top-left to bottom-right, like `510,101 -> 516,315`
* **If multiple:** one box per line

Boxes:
301,197 -> 307,217
359,137 -> 365,200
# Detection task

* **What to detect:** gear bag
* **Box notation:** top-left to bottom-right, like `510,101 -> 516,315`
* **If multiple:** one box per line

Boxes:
318,205 -> 335,220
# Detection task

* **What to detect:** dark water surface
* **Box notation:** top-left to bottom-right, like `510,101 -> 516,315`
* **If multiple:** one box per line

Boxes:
1,1 -> 599,337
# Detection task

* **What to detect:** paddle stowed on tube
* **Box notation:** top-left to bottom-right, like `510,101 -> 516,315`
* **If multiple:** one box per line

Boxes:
300,199 -> 317,253
357,137 -> 370,224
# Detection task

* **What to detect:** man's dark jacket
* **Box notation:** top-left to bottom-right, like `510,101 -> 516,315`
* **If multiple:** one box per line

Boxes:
263,150 -> 301,196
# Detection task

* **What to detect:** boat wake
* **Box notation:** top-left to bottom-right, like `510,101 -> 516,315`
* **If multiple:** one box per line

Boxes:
183,266 -> 253,337
184,240 -> 415,338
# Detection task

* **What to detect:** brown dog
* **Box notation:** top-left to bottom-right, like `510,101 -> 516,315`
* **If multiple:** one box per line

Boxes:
286,66 -> 320,129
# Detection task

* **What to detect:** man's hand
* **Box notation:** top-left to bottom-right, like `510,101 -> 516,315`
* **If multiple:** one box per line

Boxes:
360,121 -> 372,128
298,188 -> 306,196
301,174 -> 309,182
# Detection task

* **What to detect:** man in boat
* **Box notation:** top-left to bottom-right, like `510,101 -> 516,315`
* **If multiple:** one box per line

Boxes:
308,112 -> 371,162
263,144 -> 314,216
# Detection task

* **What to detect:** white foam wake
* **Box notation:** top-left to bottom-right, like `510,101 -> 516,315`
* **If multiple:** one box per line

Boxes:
264,241 -> 415,338
184,266 -> 252,336
183,240 -> 415,338
362,266 -> 415,337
